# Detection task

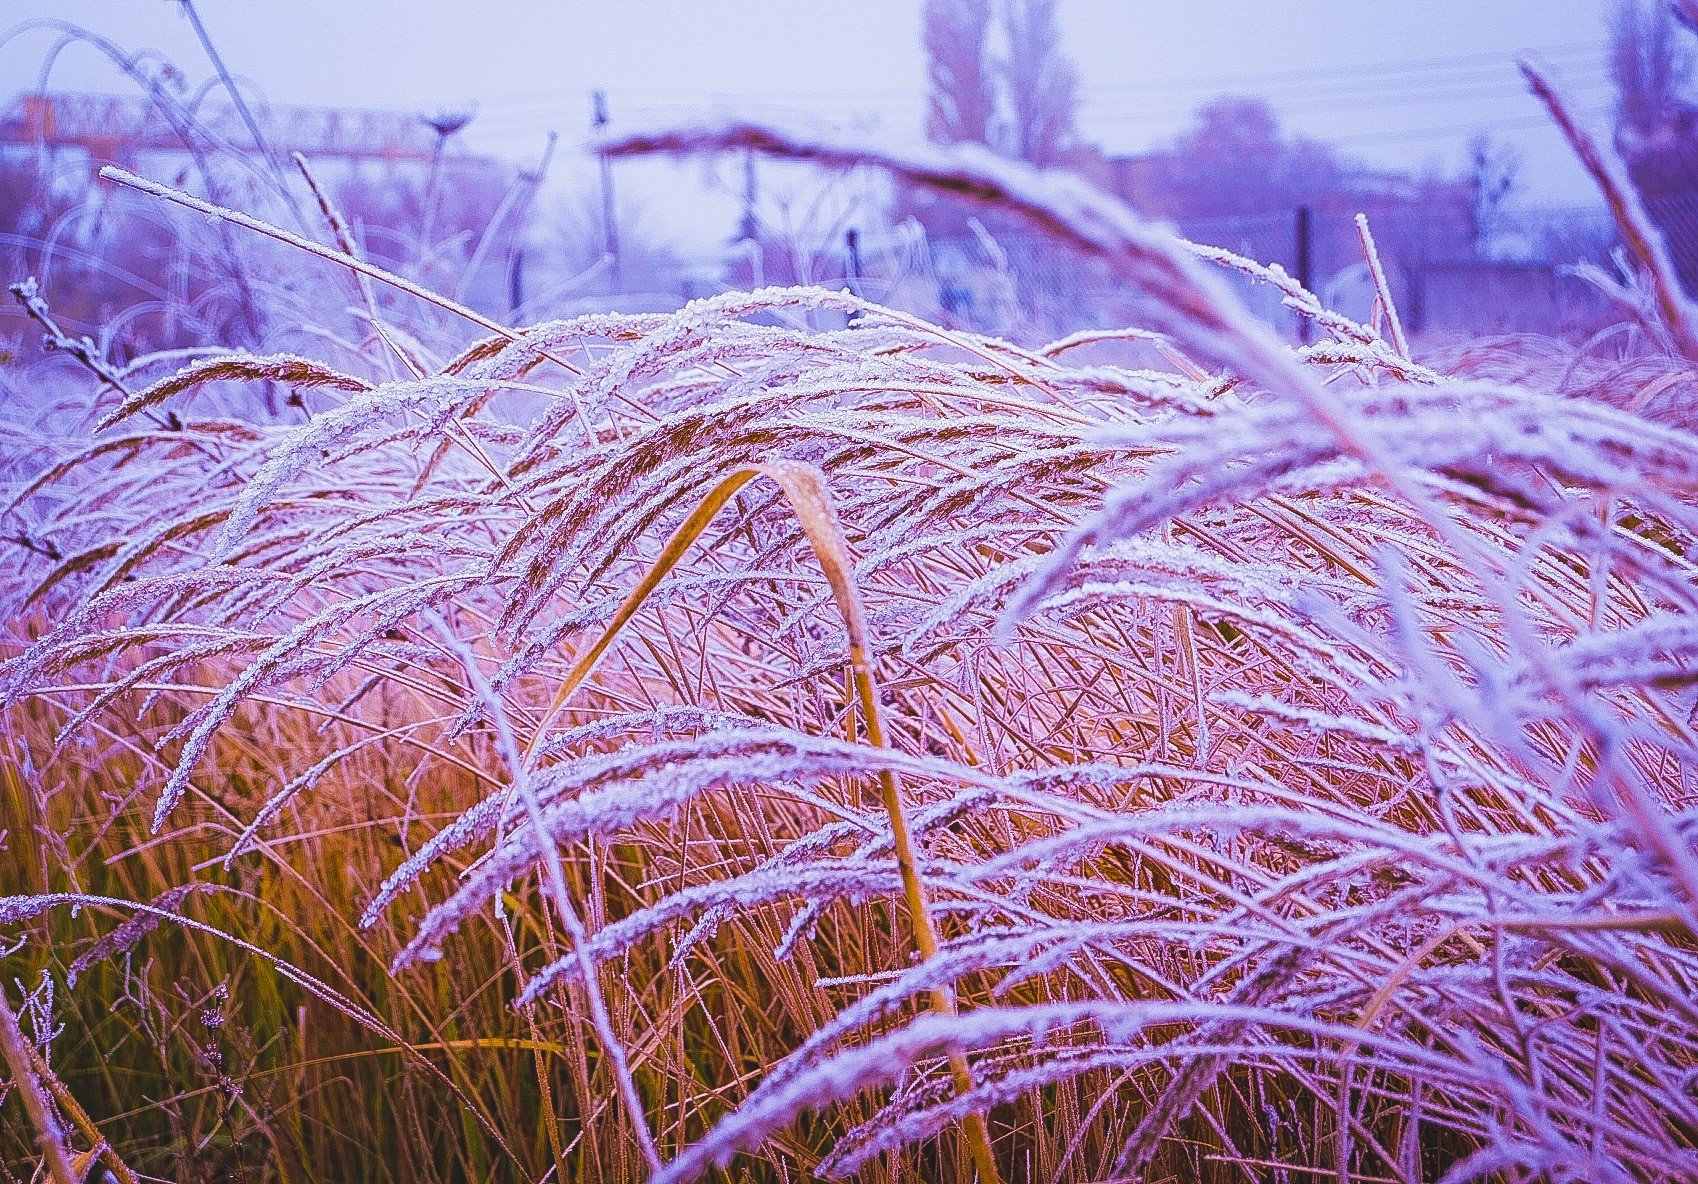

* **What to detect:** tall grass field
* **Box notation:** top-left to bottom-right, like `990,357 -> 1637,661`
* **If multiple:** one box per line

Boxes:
4,72 -> 1698,1184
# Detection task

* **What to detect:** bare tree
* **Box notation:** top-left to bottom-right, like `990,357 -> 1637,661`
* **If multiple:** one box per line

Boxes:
923,0 -> 995,147
1612,0 -> 1695,137
1000,0 -> 1079,166
1466,133 -> 1522,252
1133,97 -> 1346,219
1610,0 -> 1698,290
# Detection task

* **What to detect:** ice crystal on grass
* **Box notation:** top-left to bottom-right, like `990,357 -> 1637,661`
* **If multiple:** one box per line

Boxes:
7,120 -> 1698,1184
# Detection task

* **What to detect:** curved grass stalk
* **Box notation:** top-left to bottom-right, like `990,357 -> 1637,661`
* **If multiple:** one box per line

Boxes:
1521,60 -> 1698,362
98,167 -> 526,353
429,615 -> 663,1175
524,460 -> 1002,1183
96,165 -> 687,427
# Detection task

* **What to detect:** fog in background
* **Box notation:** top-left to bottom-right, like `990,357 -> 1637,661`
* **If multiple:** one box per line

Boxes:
1,0 -> 1616,257
4,0 -> 1675,355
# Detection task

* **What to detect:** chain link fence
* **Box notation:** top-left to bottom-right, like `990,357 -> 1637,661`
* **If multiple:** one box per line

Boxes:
846,201 -> 1634,345
1643,189 -> 1698,297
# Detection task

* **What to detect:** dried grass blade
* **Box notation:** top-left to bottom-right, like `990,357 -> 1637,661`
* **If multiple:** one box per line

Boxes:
523,460 -> 1000,1182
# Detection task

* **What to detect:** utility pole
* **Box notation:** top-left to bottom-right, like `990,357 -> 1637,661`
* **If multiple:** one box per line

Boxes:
738,147 -> 758,242
845,228 -> 864,326
1294,204 -> 1314,345
508,247 -> 526,317
844,228 -> 863,294
591,89 -> 622,292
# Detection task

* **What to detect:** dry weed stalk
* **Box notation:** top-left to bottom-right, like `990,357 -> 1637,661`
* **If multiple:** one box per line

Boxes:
1521,59 -> 1698,361
0,987 -> 77,1184
1353,213 -> 1410,360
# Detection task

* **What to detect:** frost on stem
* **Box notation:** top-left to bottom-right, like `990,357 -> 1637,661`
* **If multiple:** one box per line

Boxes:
9,136 -> 1698,1183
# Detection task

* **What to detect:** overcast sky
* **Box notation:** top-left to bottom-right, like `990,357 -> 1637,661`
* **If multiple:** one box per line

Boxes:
1,1 -> 1619,257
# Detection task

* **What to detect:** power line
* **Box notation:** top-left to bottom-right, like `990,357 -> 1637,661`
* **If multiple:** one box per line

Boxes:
1088,64 -> 1609,108
460,41 -> 1603,112
1081,74 -> 1613,122
467,67 -> 1618,147
458,36 -> 1620,174
1085,42 -> 1601,93
471,81 -> 1619,149
1327,103 -> 1615,147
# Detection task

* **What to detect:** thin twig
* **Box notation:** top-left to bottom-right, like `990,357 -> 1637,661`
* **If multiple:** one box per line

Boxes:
290,151 -> 390,363
0,987 -> 79,1184
289,151 -> 539,511
7,277 -> 178,430
175,0 -> 308,231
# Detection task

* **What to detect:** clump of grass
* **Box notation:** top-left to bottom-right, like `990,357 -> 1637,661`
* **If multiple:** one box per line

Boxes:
3,118 -> 1698,1184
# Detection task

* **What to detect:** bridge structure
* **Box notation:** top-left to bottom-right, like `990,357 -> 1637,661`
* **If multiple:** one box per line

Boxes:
0,91 -> 444,172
